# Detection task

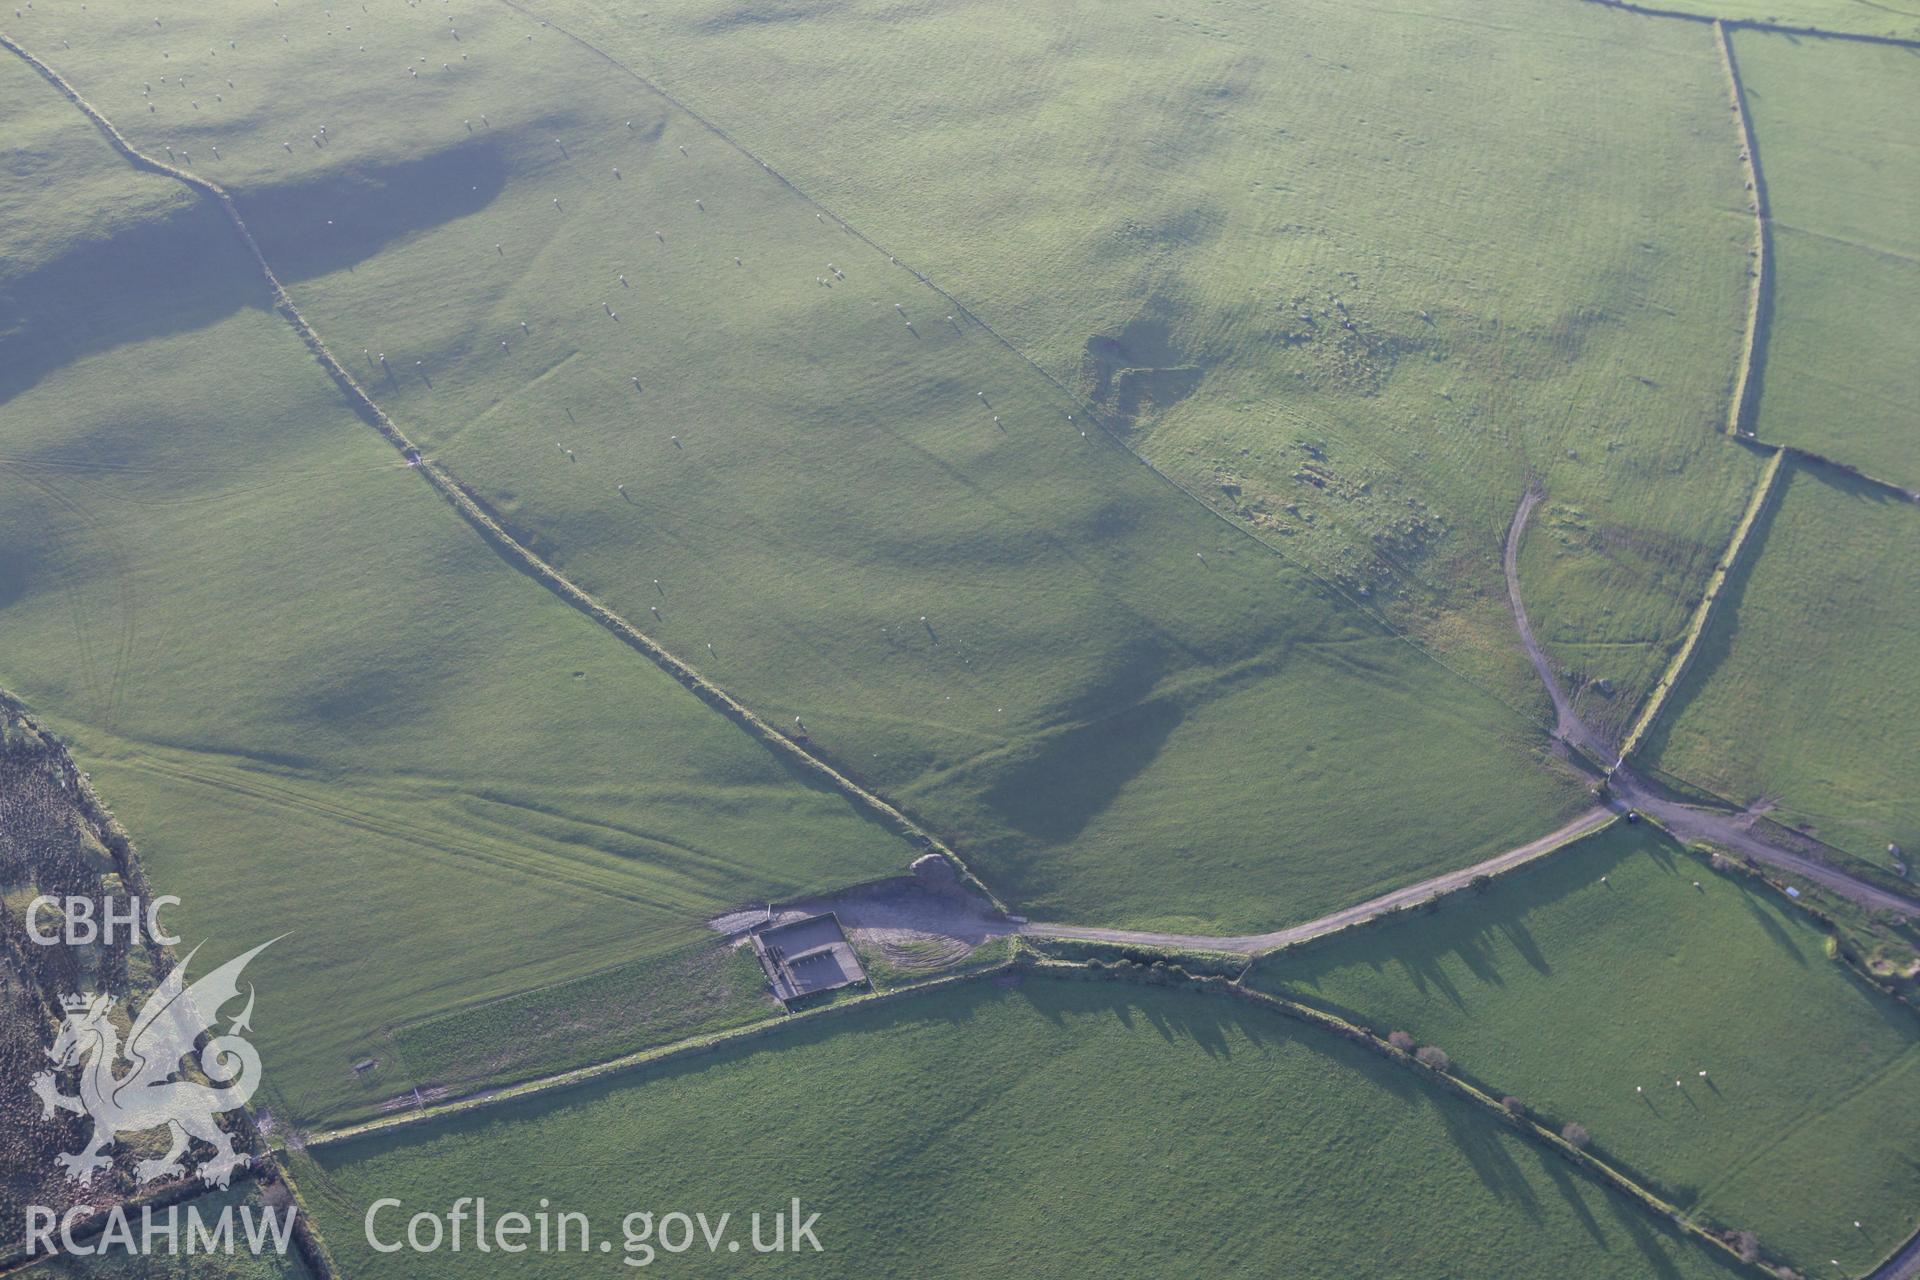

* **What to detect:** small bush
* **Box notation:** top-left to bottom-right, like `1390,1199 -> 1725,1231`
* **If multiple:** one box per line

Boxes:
1732,1230 -> 1760,1264
1561,1122 -> 1591,1149
1414,1045 -> 1450,1071
1500,1096 -> 1525,1116
1387,1030 -> 1416,1052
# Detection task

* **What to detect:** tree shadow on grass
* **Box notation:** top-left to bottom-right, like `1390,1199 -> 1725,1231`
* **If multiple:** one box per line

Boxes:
1007,978 -> 1287,1063
1498,918 -> 1552,975
1434,1092 -> 1543,1216
1537,1152 -> 1740,1279
1731,879 -> 1810,966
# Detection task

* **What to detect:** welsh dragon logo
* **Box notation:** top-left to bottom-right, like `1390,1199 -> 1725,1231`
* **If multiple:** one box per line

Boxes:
31,939 -> 278,1188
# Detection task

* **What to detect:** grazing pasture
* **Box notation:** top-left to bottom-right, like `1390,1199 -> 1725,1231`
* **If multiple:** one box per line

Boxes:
1641,460 -> 1920,869
525,0 -> 1768,745
385,938 -> 780,1103
1249,821 -> 1920,1275
0,53 -> 909,1131
1615,0 -> 1920,41
1732,30 -> 1920,489
298,976 -> 1747,1279
18,0 -> 1589,935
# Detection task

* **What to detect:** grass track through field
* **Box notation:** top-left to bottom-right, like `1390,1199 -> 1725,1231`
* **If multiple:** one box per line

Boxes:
1506,483 -> 1610,762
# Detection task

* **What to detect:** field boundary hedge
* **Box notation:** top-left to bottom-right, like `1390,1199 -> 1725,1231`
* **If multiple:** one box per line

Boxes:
1580,0 -> 1920,48
1249,824 -> 1920,1275
1023,957 -> 1780,1275
303,953 -> 1025,1150
310,947 -> 1786,1277
1606,18 -> 1783,763
1716,20 -> 1772,440
1617,446 -> 1784,762
0,31 -> 1007,916
1636,759 -> 1920,903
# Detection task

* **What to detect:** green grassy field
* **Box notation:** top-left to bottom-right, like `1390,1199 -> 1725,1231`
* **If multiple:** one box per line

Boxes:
1629,0 -> 1920,40
1733,30 -> 1919,489
296,975 -> 1747,1278
520,0 -> 1768,749
1641,460 -> 1919,868
15,0 -> 1592,935
1249,822 -> 1920,1275
385,937 -> 779,1103
0,51 -> 911,1130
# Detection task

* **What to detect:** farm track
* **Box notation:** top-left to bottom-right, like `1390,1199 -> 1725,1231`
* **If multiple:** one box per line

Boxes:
1015,805 -> 1617,953
10,17 -> 1920,1275
1879,1229 -> 1920,1280
1022,481 -> 1920,949
1516,475 -> 1920,918
9,4 -> 1913,957
1505,482 -> 1611,763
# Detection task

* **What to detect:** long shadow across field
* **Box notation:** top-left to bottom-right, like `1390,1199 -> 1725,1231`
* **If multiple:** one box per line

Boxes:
1,141 -> 514,407
0,203 -> 267,405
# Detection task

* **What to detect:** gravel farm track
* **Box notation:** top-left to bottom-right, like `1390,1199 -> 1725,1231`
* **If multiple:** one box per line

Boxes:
6,5 -> 1920,1274
9,1 -> 1911,974
1000,484 -> 1920,953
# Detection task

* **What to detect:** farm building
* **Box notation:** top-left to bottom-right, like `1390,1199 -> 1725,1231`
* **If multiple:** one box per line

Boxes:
751,912 -> 867,1006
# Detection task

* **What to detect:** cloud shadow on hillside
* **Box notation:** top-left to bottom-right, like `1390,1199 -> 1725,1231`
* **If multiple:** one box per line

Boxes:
234,137 -> 511,285
0,201 -> 268,407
